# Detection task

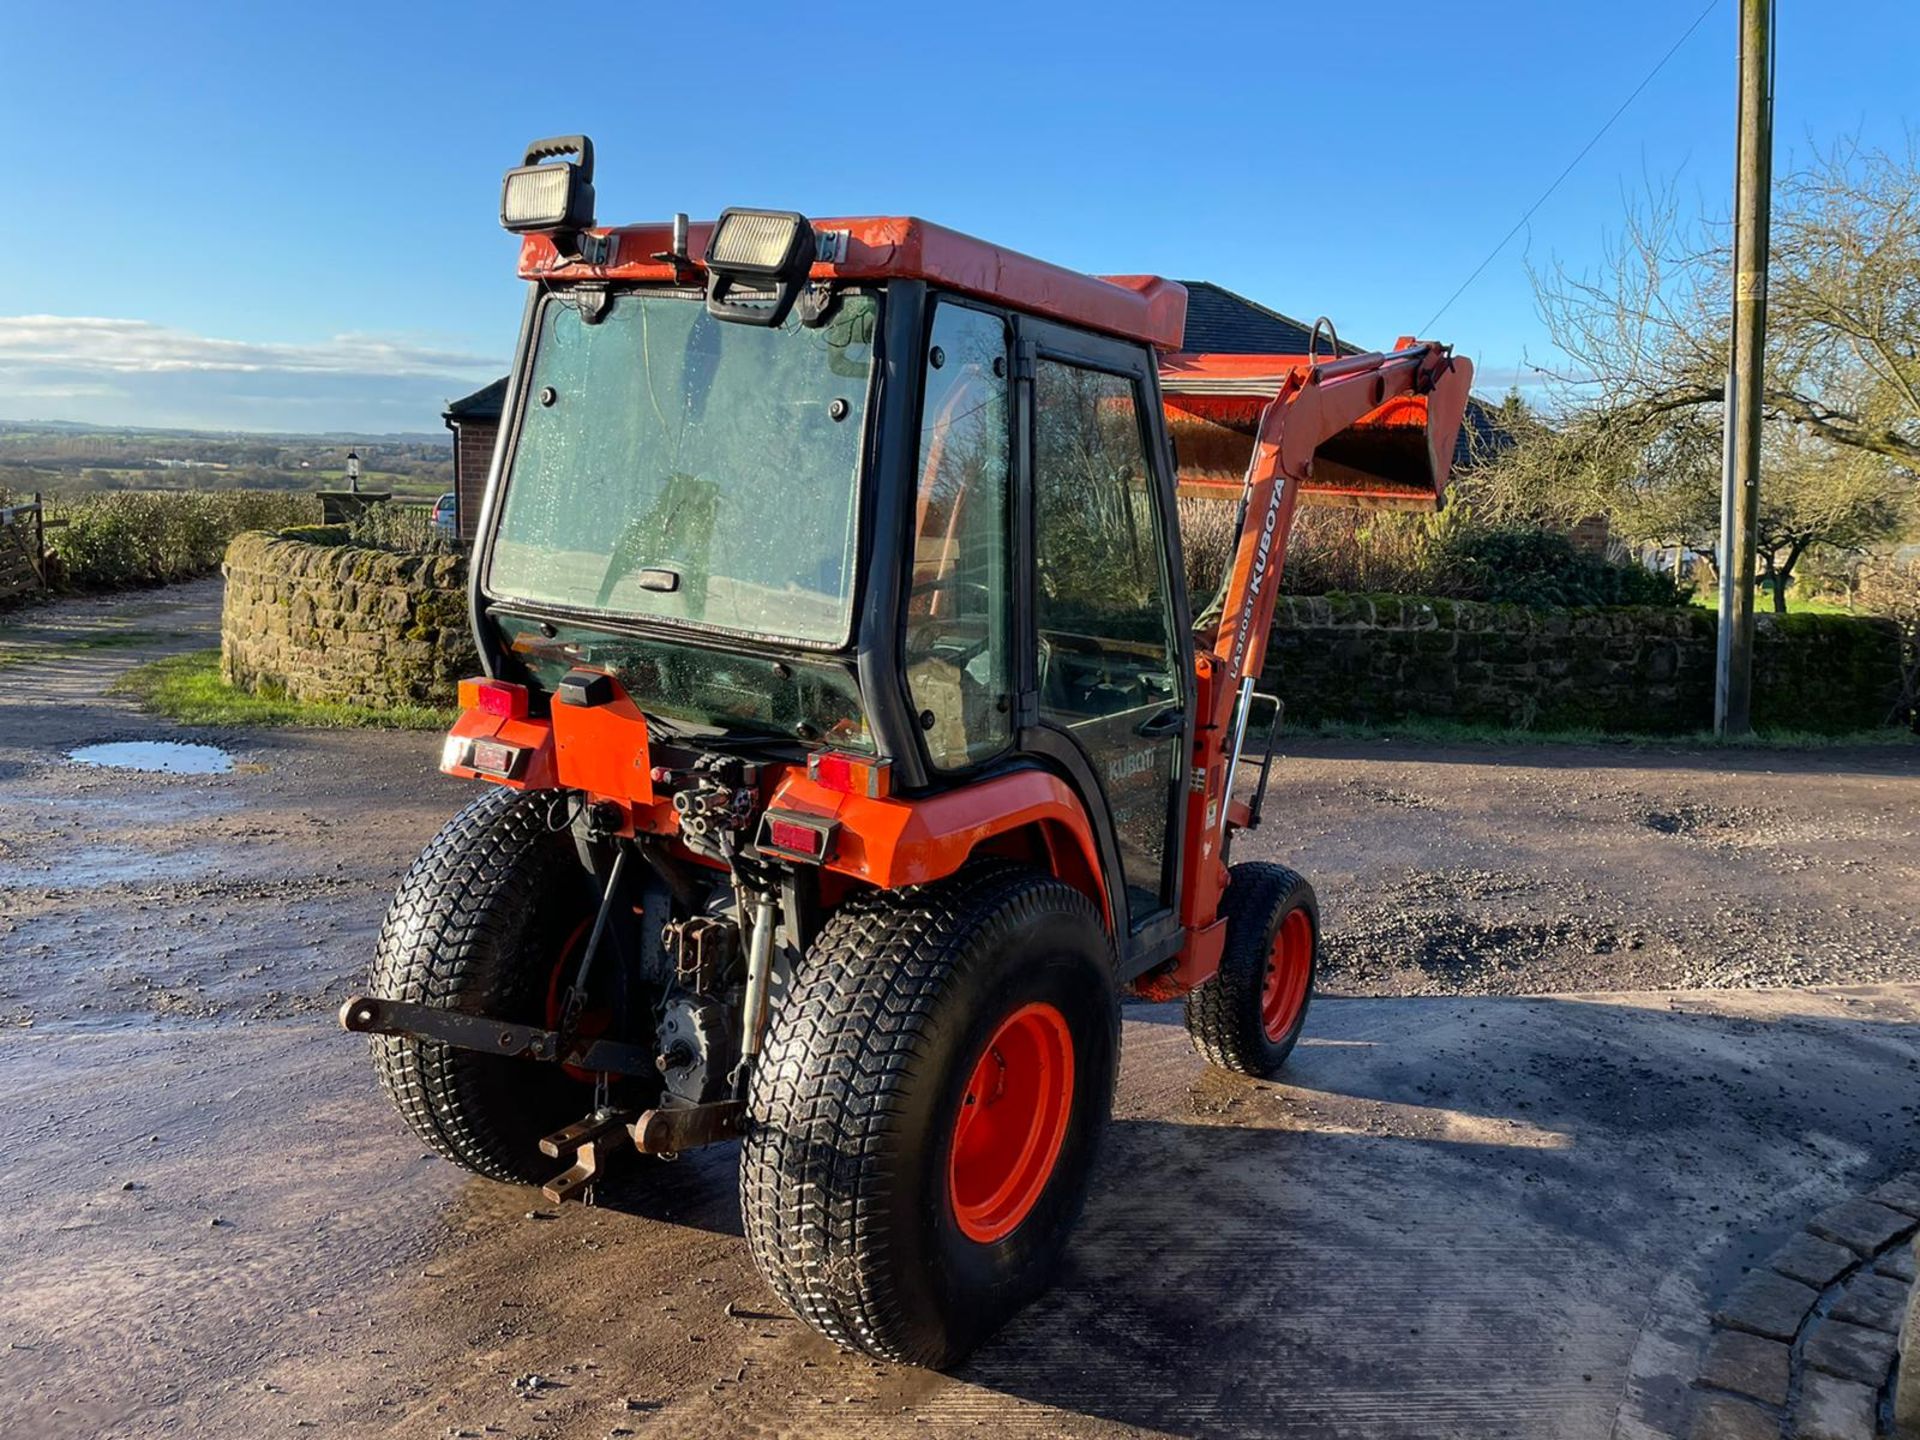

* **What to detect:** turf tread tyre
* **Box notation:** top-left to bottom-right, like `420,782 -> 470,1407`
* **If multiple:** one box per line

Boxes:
368,786 -> 589,1184
741,863 -> 1117,1366
1184,861 -> 1318,1077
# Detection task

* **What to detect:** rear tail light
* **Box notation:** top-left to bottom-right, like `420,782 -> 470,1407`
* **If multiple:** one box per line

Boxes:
458,678 -> 530,721
440,736 -> 527,779
760,812 -> 836,864
468,740 -> 527,778
807,752 -> 891,798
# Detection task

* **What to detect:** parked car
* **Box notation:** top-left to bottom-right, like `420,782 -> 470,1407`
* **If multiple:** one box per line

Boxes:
431,492 -> 457,538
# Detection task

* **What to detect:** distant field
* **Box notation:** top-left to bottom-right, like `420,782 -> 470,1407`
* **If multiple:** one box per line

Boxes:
0,420 -> 452,500
5,467 -> 448,500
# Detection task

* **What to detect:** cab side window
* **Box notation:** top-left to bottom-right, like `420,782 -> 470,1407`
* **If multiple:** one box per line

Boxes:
1031,362 -> 1178,718
905,303 -> 1012,770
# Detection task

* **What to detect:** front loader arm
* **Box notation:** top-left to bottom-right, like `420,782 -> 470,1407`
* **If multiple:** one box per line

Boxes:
1150,341 -> 1472,999
1210,341 -> 1473,686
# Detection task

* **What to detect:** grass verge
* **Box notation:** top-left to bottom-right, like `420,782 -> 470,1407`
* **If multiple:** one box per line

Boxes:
1690,590 -> 1856,616
113,649 -> 452,731
1296,716 -> 1917,750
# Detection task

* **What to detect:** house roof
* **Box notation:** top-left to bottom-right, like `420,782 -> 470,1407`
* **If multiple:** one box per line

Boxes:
1172,281 -> 1506,470
1455,396 -> 1511,467
445,377 -> 508,422
1173,281 -> 1363,359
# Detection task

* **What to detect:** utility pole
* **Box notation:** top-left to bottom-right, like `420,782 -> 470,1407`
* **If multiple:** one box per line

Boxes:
1715,0 -> 1773,735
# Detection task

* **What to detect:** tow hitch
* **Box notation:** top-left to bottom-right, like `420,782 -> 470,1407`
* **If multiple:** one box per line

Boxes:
340,994 -> 749,1200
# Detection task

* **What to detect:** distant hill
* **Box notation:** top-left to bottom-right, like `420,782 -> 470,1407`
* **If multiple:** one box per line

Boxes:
0,421 -> 452,500
0,419 -> 450,446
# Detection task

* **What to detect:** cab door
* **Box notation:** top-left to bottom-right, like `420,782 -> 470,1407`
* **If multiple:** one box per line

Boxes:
1017,320 -> 1191,935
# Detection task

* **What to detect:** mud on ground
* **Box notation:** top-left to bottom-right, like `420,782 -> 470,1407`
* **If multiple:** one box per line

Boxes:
2,580 -> 1917,1439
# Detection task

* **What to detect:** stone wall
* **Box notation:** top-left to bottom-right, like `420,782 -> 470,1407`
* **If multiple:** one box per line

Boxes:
1262,593 -> 1904,735
221,531 -> 476,708
220,533 -> 1902,734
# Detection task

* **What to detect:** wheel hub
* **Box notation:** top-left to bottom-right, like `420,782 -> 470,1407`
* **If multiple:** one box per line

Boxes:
947,1002 -> 1075,1243
1260,908 -> 1313,1042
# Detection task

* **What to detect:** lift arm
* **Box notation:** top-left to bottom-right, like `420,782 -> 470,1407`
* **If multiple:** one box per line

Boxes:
1211,341 -> 1472,686
1154,341 -> 1473,996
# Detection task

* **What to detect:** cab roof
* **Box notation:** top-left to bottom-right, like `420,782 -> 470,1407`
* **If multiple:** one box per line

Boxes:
519,216 -> 1188,351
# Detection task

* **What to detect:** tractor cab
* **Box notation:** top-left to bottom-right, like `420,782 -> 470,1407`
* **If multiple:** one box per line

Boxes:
460,143 -> 1203,973
349,136 -> 1473,1369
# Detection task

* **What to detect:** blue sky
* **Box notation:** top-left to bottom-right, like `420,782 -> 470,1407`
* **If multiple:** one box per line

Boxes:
0,1 -> 1913,434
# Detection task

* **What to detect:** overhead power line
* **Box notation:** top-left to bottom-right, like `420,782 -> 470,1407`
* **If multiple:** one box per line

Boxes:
1420,0 -> 1722,335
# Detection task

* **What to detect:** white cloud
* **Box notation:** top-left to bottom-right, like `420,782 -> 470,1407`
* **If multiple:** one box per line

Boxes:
0,315 -> 499,380
1468,363 -> 1553,396
0,315 -> 505,432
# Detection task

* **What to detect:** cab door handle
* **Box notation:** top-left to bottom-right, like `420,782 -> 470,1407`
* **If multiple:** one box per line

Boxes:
1135,707 -> 1185,739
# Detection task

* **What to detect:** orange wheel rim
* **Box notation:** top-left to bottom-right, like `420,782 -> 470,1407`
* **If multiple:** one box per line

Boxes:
1260,909 -> 1313,1043
947,1002 -> 1076,1243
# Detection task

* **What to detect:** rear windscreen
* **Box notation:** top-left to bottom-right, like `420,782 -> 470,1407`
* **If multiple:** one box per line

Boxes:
488,288 -> 878,647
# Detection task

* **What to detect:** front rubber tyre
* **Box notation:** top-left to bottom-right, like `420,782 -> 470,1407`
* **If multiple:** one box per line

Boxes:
1184,862 -> 1318,1077
741,864 -> 1119,1367
367,786 -> 600,1184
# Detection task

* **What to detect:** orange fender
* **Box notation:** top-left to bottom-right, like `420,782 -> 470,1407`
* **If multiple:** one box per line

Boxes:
768,768 -> 1111,931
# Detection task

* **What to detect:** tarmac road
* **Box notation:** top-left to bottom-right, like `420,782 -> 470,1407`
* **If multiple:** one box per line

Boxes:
3,579 -> 1917,1439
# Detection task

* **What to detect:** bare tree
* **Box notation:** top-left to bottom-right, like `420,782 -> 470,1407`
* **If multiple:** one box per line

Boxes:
1858,554 -> 1920,728
1467,140 -> 1918,599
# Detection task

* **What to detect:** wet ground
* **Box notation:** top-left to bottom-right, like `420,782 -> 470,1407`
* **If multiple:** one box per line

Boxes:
2,580 -> 1917,1439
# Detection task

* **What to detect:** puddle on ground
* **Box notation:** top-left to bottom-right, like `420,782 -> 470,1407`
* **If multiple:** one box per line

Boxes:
0,843 -> 222,890
66,741 -> 233,775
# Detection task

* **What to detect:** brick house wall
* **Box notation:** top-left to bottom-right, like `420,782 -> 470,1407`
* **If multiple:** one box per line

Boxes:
442,377 -> 508,546
1567,514 -> 1612,556
449,416 -> 499,546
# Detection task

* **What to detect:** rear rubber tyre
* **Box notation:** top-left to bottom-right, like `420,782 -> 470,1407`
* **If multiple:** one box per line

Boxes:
1184,862 -> 1318,1077
367,786 -> 601,1184
741,864 -> 1118,1367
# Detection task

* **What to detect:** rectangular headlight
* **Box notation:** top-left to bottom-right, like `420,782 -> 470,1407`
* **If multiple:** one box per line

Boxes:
500,138 -> 595,235
706,209 -> 814,277
501,163 -> 594,233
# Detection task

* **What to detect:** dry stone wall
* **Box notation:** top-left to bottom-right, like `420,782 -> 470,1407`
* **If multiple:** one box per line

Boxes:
221,531 -> 475,708
1261,593 -> 1903,735
221,532 -> 1903,734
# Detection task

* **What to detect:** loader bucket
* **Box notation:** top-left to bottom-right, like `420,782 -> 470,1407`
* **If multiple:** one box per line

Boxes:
1160,349 -> 1473,511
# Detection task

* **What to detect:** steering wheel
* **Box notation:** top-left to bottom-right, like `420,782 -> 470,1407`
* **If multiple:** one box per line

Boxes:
905,575 -> 995,667
908,573 -> 991,607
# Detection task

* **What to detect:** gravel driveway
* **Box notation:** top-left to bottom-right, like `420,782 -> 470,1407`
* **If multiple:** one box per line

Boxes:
2,580 -> 1916,1439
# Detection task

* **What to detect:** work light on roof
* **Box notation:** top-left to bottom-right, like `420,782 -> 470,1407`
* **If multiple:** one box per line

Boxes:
703,207 -> 818,327
500,135 -> 596,237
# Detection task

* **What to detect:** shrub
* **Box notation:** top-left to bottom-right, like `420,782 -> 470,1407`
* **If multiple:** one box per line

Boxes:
345,501 -> 457,555
276,523 -> 351,546
1284,505 -> 1479,599
46,490 -> 322,591
1177,496 -> 1240,607
1858,555 -> 1920,729
1175,499 -> 1687,610
1448,529 -> 1689,607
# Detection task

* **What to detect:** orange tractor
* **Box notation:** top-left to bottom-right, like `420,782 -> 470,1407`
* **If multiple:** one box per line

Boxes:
344,136 -> 1472,1366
